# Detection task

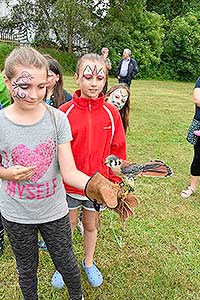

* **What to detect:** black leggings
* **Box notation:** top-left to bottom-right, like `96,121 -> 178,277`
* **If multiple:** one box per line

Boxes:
191,138 -> 200,176
2,214 -> 82,300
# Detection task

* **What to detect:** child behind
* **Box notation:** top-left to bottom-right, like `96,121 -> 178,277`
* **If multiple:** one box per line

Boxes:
0,47 -> 119,299
44,54 -> 72,107
105,83 -> 130,133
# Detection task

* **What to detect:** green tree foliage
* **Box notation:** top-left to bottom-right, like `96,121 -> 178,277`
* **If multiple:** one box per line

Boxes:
161,13 -> 200,81
2,0 -> 200,81
95,0 -> 164,78
146,0 -> 200,20
2,0 -> 95,53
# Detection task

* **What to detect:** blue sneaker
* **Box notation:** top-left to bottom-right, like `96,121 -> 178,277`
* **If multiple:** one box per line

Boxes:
51,270 -> 64,289
82,259 -> 103,287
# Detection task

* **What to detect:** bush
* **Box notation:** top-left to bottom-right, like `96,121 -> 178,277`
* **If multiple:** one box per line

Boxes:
0,42 -> 16,70
161,13 -> 200,81
0,42 -> 77,74
37,47 -> 77,74
99,9 -> 164,80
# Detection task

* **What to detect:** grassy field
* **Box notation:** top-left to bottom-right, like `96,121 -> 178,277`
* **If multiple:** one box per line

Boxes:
1,78 -> 200,300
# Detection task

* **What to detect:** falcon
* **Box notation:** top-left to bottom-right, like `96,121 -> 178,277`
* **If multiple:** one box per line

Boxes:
105,155 -> 173,192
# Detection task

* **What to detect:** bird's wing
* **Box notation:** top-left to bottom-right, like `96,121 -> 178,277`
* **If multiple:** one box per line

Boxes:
138,160 -> 173,177
120,161 -> 140,179
120,159 -> 137,169
120,159 -> 173,178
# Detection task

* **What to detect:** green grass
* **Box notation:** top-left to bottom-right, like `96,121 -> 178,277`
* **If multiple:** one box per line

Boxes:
1,78 -> 200,300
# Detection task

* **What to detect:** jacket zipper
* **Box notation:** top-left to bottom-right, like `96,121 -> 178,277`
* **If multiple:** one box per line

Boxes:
88,101 -> 92,165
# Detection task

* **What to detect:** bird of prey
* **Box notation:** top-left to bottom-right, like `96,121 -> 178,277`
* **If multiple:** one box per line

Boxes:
105,155 -> 173,192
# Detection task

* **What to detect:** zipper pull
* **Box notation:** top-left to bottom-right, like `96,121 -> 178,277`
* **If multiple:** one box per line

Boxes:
89,101 -> 92,112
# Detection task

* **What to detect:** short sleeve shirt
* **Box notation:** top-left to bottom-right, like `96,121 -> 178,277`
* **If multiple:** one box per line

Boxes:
0,106 -> 72,224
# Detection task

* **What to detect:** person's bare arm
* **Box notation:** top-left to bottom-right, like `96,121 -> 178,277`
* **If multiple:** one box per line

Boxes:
58,141 -> 90,190
193,87 -> 200,107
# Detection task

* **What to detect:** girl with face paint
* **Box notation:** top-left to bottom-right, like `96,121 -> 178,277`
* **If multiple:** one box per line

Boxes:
105,83 -> 130,133
51,53 -> 126,289
0,47 -> 110,300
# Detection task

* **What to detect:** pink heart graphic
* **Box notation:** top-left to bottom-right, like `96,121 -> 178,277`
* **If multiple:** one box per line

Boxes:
11,140 -> 55,182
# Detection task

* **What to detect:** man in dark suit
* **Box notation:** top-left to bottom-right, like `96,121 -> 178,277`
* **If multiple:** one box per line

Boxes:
117,49 -> 138,87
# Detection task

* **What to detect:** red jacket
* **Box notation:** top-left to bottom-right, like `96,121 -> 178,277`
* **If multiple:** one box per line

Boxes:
59,90 -> 126,195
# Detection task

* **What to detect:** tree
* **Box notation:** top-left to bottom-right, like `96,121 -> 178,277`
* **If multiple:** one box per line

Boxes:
1,0 -> 96,53
93,0 -> 164,78
146,0 -> 200,20
161,13 -> 200,81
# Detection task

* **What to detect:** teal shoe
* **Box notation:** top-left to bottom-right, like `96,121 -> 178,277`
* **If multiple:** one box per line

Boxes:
82,259 -> 103,287
51,270 -> 64,289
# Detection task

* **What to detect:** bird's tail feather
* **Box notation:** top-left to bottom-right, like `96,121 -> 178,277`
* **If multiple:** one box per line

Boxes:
140,160 -> 173,177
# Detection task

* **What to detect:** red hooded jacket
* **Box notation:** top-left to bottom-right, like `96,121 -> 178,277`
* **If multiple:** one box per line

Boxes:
59,89 -> 126,196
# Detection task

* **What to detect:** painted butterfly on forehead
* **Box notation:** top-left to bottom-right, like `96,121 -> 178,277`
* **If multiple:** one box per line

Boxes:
83,65 -> 105,79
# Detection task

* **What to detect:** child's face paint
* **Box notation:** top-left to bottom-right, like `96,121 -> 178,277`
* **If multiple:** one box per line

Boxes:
9,67 -> 47,108
12,71 -> 34,100
106,87 -> 128,110
76,60 -> 106,99
83,65 -> 105,80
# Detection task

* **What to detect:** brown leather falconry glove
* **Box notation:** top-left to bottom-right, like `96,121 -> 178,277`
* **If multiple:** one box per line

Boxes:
85,172 -> 119,209
113,189 -> 138,222
85,172 -> 138,222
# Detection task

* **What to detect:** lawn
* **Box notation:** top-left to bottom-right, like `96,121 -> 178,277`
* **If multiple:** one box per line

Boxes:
1,78 -> 200,300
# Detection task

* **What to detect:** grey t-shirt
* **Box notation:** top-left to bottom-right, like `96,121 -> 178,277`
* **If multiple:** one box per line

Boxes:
0,106 -> 72,224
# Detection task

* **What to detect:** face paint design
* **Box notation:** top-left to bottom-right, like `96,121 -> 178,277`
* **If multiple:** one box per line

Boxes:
12,71 -> 33,100
82,65 -> 105,80
108,88 -> 128,110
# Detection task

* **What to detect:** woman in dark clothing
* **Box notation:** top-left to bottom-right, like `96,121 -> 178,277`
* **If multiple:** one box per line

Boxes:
181,77 -> 200,198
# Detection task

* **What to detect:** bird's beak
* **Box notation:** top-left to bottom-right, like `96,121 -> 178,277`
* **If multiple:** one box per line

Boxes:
104,160 -> 109,165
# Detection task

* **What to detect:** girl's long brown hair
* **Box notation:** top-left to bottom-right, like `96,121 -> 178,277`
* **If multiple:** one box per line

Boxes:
43,54 -> 65,108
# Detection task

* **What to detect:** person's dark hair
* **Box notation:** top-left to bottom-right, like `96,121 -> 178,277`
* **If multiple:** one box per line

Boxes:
43,54 -> 65,108
105,83 -> 130,133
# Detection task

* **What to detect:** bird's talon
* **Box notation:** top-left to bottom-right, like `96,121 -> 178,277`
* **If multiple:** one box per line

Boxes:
122,191 -> 129,197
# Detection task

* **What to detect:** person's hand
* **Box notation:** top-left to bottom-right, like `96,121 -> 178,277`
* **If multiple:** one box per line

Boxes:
1,165 -> 36,181
85,172 -> 118,208
85,172 -> 138,222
